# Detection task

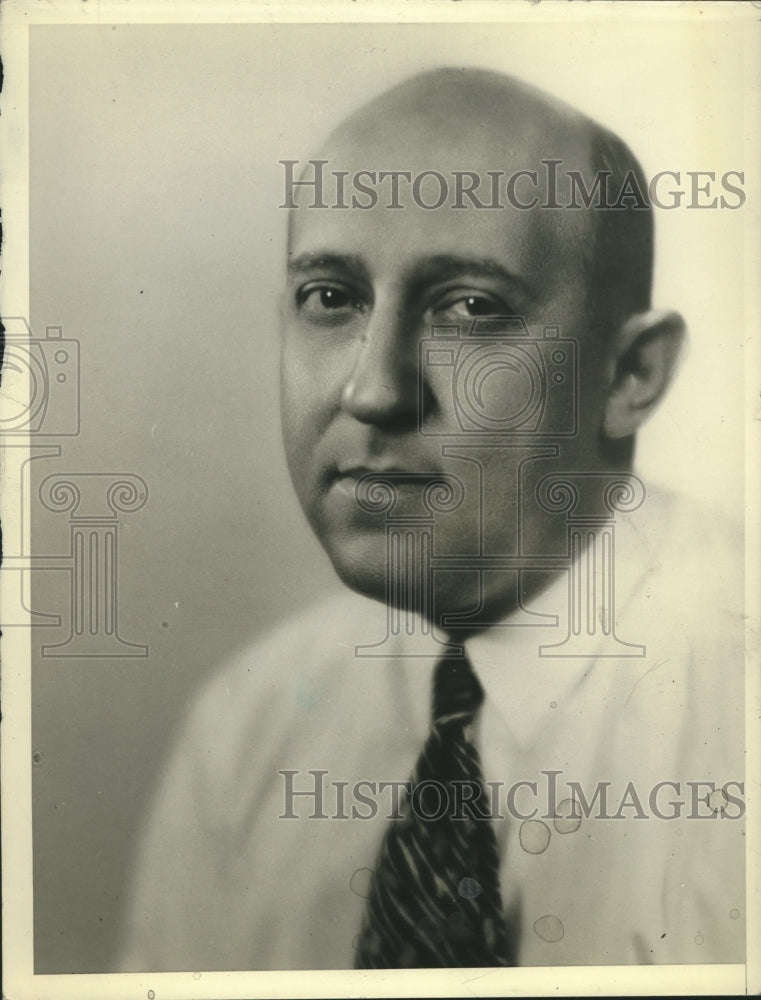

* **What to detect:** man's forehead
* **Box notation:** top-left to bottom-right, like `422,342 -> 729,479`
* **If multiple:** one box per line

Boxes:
289,194 -> 580,271
287,162 -> 595,297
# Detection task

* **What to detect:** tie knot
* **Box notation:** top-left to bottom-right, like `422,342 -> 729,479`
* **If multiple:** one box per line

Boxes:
432,655 -> 484,726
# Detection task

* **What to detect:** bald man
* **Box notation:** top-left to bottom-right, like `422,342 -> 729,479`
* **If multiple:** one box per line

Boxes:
119,69 -> 744,971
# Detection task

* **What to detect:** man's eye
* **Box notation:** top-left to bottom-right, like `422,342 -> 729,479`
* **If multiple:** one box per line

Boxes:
436,294 -> 508,319
297,285 -> 364,324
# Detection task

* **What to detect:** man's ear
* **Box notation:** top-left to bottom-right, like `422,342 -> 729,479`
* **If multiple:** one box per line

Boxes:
603,309 -> 686,439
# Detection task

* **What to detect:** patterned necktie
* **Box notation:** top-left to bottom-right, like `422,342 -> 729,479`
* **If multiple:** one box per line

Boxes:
354,654 -> 512,968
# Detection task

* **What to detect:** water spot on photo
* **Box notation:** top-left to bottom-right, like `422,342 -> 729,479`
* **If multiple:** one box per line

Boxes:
730,908 -> 740,920
458,877 -> 483,899
533,914 -> 564,943
349,867 -> 374,898
707,788 -> 728,813
695,933 -> 704,946
519,819 -> 551,854
553,798 -> 582,834
295,679 -> 325,713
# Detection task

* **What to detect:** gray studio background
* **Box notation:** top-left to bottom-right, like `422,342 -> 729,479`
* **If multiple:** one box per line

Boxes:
28,22 -> 746,971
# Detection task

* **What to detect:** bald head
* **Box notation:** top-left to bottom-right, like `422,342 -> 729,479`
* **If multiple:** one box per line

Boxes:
326,67 -> 596,161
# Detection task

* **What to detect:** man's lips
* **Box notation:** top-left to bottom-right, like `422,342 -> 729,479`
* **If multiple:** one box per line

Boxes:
339,464 -> 423,475
329,466 -> 451,503
333,465 -> 444,484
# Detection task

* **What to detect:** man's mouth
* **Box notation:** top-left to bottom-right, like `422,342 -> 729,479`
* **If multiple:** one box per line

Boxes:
339,463 -> 426,476
334,464 -> 443,484
329,465 -> 455,507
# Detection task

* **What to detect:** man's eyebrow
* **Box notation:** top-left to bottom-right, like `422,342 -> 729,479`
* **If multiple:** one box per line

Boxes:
415,254 -> 533,298
287,252 -> 368,276
287,251 -> 534,301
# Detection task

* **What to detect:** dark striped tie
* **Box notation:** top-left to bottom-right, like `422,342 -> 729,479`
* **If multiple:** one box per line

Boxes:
354,654 -> 511,968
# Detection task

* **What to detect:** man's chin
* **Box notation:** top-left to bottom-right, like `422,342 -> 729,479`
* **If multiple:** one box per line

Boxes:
323,537 -> 491,621
322,534 -> 443,614
329,554 -> 389,605
318,530 -> 387,600
324,537 -> 527,635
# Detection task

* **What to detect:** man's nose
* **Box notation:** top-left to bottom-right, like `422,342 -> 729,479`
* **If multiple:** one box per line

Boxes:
340,307 -> 421,426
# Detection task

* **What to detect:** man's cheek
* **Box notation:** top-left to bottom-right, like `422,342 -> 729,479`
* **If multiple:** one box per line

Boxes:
281,409 -> 314,496
282,379 -> 315,438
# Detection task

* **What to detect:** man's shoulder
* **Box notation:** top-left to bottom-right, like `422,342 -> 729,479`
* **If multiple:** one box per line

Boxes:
623,486 -> 742,591
660,489 -> 741,548
611,487 -> 743,693
227,586 -> 387,674
619,487 -> 744,732
176,586 -> 387,746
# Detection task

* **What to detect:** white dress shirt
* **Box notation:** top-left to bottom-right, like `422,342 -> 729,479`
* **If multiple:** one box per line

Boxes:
118,489 -> 745,970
